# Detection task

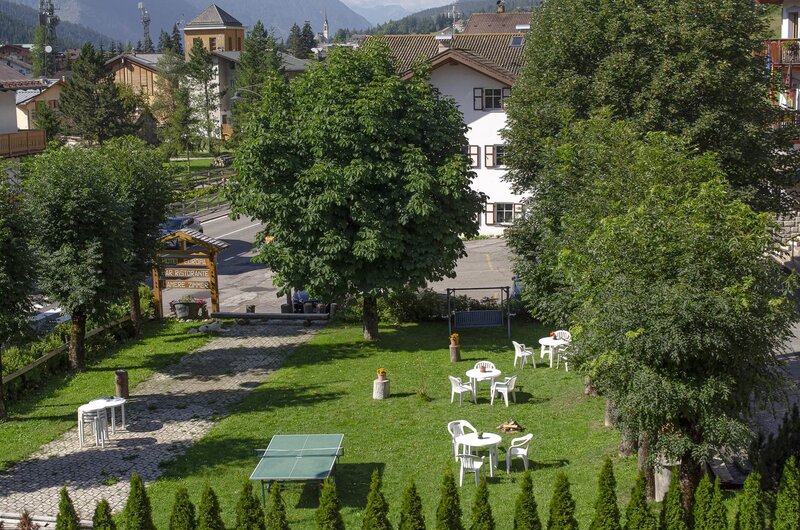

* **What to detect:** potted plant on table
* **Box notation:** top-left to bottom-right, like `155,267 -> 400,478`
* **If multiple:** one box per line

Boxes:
169,296 -> 207,320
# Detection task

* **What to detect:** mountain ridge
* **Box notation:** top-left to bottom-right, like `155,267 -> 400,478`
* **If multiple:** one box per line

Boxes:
0,0 -> 112,47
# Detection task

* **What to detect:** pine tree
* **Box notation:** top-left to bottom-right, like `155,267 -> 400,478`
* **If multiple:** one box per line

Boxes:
774,456 -> 800,530
123,473 -> 156,530
235,480 -> 266,530
135,40 -> 143,53
186,39 -> 219,154
660,476 -> 688,530
157,30 -> 172,52
706,479 -> 728,530
197,485 -> 225,530
514,470 -> 541,530
470,478 -> 494,530
93,499 -> 116,530
169,487 -> 196,530
34,102 -> 61,142
547,473 -> 578,530
436,468 -> 464,530
734,472 -> 766,530
398,482 -> 425,530
363,470 -> 392,530
300,21 -> 316,56
55,487 -> 80,530
287,24 -> 304,59
691,475 -> 713,530
316,478 -> 345,530
143,33 -> 154,54
171,24 -> 183,55
589,457 -> 621,530
265,483 -> 290,530
624,473 -> 656,530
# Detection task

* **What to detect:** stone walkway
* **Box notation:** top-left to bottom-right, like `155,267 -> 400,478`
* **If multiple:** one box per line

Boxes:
0,321 -> 318,519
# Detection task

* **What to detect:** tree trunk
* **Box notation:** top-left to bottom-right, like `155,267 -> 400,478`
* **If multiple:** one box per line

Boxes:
638,433 -> 655,500
69,310 -> 87,370
129,286 -> 142,338
0,345 -> 6,421
619,426 -> 637,457
604,400 -> 615,427
362,295 -> 379,341
678,452 -> 702,513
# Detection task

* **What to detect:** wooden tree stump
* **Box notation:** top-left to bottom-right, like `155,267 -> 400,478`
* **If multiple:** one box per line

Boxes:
449,344 -> 461,362
373,379 -> 390,399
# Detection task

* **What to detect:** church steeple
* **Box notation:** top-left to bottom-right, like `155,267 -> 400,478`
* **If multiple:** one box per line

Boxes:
322,11 -> 329,42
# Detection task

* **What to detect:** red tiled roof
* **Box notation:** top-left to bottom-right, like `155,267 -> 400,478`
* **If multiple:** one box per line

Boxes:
0,62 -> 44,90
463,12 -> 532,34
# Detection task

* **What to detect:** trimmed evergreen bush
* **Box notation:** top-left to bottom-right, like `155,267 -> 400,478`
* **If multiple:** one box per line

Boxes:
93,499 -> 117,530
659,475 -> 688,530
363,470 -> 392,530
266,483 -> 290,530
590,457 -> 621,530
317,477 -> 345,530
436,468 -> 464,530
55,487 -> 80,530
235,480 -> 266,530
197,484 -> 225,530
774,456 -> 800,530
169,488 -> 196,530
399,482 -> 425,530
734,472 -> 766,530
547,473 -> 578,530
123,474 -> 156,530
691,475 -> 713,530
624,473 -> 656,530
514,470 -> 541,530
707,479 -> 728,530
470,478 -> 494,530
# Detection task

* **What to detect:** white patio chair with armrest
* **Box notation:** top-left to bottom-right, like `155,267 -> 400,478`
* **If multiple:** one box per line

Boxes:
506,433 -> 533,472
555,330 -> 572,342
447,420 -> 478,460
457,453 -> 485,486
449,376 -> 475,405
512,341 -> 534,369
490,375 -> 518,407
78,405 -> 109,447
473,361 -> 497,371
555,347 -> 572,372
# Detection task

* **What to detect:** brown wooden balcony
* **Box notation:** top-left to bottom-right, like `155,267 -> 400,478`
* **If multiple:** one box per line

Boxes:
765,39 -> 800,65
0,130 -> 46,158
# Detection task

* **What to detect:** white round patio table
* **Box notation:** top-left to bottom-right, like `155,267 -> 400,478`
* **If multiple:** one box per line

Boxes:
455,432 -> 502,477
538,336 -> 568,368
88,396 -> 127,433
77,401 -> 110,447
465,367 -> 502,398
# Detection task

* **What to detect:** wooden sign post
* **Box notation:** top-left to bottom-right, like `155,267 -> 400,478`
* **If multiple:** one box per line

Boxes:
152,230 -> 229,319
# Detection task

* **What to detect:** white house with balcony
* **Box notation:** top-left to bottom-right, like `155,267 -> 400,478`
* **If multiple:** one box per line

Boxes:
374,30 -> 527,235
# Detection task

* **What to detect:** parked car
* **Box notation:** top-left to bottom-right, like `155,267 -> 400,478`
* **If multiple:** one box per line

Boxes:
160,216 -> 203,248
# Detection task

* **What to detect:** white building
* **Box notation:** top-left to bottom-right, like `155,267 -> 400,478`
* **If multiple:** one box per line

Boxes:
376,31 -> 527,236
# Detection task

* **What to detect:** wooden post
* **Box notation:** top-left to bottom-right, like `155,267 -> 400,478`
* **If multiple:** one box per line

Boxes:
208,252 -> 220,314
152,262 -> 163,320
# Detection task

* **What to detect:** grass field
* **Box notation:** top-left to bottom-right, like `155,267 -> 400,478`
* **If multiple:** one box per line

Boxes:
0,320 -> 213,471
146,321 -> 639,528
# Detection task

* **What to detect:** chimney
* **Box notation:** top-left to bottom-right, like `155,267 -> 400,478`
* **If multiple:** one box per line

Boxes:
435,35 -> 452,53
496,0 -> 505,13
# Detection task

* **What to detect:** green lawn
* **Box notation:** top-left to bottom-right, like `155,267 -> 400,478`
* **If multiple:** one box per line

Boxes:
166,158 -> 216,172
0,320 -> 212,471
147,321 -> 639,528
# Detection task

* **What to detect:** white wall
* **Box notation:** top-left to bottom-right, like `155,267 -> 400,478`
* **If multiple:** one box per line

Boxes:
429,62 -> 529,236
0,91 -> 18,133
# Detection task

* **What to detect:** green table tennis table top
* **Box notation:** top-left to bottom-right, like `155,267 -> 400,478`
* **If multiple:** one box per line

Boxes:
250,434 -> 344,482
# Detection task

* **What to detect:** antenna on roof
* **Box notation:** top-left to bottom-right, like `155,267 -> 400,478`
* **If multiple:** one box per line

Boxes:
38,0 -> 59,76
139,2 -> 153,53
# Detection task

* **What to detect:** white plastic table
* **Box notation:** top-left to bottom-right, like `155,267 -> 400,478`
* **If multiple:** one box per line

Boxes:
455,432 -> 502,476
465,367 -> 502,397
88,397 -> 127,433
538,337 -> 568,368
78,401 -> 110,447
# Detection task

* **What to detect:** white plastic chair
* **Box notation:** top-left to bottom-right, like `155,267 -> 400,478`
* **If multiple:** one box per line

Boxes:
78,405 -> 109,447
556,347 -> 571,372
555,330 -> 572,342
512,341 -> 534,369
506,433 -> 533,472
457,453 -> 485,486
447,420 -> 477,459
474,361 -> 497,371
449,376 -> 475,405
490,375 -> 518,407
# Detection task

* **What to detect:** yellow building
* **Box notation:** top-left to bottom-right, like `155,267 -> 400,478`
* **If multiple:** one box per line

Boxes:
15,79 -> 65,130
183,4 -> 245,59
107,53 -> 160,107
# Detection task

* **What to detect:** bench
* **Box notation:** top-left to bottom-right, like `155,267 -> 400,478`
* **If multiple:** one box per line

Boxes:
453,310 -> 504,328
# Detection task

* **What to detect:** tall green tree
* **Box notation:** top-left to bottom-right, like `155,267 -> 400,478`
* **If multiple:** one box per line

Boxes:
186,39 -> 220,154
363,470 -> 392,530
265,483 -> 289,530
470,478 -> 494,530
153,50 -> 195,157
171,24 -> 184,55
26,146 -> 130,369
316,478 -> 345,530
287,24 -> 304,59
31,26 -> 47,77
590,458 -> 621,530
398,482 -> 425,530
93,499 -> 116,530
234,480 -> 265,530
660,476 -> 688,530
55,487 -> 80,530
34,102 -> 62,142
774,457 -> 800,530
514,470 -> 541,530
157,30 -> 172,52
123,474 -> 156,530
198,485 -> 224,530
300,21 -> 316,56
228,40 -> 482,340
169,488 -> 196,530
0,178 -> 35,420
734,473 -> 766,530
547,473 -> 578,530
59,43 -> 136,142
436,468 -> 463,530
624,473 -> 656,530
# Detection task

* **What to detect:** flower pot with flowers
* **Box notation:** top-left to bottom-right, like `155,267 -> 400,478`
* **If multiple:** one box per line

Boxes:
449,333 -> 461,362
170,296 -> 207,320
376,368 -> 387,381
449,333 -> 460,346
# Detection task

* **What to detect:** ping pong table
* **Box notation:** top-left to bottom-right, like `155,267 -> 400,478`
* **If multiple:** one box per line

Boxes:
250,434 -> 344,503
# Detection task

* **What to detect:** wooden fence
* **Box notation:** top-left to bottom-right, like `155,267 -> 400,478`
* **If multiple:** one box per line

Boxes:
0,130 -> 46,158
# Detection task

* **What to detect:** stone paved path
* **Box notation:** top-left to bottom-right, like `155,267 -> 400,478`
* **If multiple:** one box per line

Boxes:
0,321 -> 317,519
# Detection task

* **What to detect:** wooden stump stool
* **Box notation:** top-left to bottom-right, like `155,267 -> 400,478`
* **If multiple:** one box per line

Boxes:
373,379 -> 390,399
449,344 -> 461,362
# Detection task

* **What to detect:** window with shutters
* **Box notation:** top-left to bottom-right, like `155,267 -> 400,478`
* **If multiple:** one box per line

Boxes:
484,144 -> 506,167
496,203 -> 514,224
467,145 -> 480,168
473,87 -> 512,111
209,37 -> 217,50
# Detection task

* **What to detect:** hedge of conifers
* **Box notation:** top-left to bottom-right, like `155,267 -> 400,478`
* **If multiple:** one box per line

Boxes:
15,457 -> 800,530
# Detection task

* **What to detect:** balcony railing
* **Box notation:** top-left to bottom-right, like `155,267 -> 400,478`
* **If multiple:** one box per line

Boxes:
765,39 -> 800,65
0,130 -> 47,158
